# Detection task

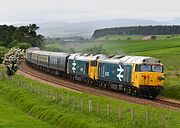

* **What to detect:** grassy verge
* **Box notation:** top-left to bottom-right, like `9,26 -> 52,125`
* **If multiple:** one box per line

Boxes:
161,76 -> 180,99
0,75 -> 180,128
0,96 -> 54,128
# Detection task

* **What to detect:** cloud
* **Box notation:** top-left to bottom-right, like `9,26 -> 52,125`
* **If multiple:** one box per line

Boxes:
0,0 -> 180,23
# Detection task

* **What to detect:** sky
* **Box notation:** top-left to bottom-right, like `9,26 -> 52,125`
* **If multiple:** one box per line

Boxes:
0,0 -> 180,24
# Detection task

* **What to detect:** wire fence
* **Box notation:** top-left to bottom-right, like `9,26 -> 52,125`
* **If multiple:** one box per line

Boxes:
0,73 -> 180,128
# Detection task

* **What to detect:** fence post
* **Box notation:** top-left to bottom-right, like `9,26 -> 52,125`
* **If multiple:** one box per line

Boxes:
118,108 -> 122,121
34,85 -> 36,93
61,94 -> 64,104
81,99 -> 83,110
73,96 -> 76,107
97,102 -> 100,113
107,104 -> 110,117
38,85 -> 40,94
30,84 -> 32,92
146,111 -> 149,128
14,80 -> 16,88
162,114 -> 167,128
42,86 -> 44,94
131,108 -> 134,121
47,89 -> 49,98
56,92 -> 58,102
67,94 -> 69,104
17,79 -> 19,86
88,99 -> 92,112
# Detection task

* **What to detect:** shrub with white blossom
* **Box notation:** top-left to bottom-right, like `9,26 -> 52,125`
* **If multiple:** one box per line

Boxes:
3,48 -> 25,76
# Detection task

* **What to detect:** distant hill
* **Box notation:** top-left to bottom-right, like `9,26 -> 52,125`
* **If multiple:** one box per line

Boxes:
36,19 -> 163,38
92,25 -> 180,39
14,18 -> 180,38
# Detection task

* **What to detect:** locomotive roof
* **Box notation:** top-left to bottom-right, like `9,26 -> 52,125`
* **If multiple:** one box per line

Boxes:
68,53 -> 93,61
98,56 -> 161,65
68,53 -> 107,61
27,48 -> 161,65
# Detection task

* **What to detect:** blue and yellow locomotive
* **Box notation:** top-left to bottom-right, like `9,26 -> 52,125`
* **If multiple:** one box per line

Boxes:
26,48 -> 164,98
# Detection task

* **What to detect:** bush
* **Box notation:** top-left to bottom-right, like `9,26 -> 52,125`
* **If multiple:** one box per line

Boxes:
0,41 -> 5,46
83,45 -> 108,54
0,46 -> 8,64
3,48 -> 25,76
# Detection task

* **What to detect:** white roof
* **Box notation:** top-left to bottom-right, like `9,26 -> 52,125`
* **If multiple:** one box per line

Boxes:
98,56 -> 161,65
68,53 -> 107,62
68,53 -> 92,61
29,49 -> 69,57
27,48 -> 161,65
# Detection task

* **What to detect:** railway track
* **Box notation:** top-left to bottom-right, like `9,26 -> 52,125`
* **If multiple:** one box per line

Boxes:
19,62 -> 180,111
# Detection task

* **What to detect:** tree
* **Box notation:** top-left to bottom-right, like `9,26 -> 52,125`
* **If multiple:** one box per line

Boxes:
0,24 -> 44,48
3,48 -> 25,77
92,25 -> 180,39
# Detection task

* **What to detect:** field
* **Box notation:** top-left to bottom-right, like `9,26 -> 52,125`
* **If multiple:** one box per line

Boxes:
44,35 -> 180,99
0,75 -> 180,128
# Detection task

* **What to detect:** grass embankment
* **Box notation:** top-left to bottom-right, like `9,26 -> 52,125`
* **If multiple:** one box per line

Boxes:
45,35 -> 180,100
0,97 -> 54,128
0,75 -> 180,128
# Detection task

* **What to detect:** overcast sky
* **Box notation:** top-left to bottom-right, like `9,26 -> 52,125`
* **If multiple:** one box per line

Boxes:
0,0 -> 180,24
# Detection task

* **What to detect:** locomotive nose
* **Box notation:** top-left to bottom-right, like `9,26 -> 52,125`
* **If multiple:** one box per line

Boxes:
140,73 -> 164,86
158,76 -> 164,80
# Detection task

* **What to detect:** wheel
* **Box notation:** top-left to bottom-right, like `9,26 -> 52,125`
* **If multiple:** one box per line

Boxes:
123,86 -> 129,95
133,88 -> 139,96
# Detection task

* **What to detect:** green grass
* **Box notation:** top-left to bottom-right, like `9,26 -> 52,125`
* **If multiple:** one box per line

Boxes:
0,96 -> 54,128
161,76 -> 180,99
0,75 -> 180,128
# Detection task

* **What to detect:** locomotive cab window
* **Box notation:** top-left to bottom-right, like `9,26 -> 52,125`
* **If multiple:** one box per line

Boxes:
152,65 -> 163,73
135,64 -> 163,73
91,60 -> 97,66
140,65 -> 151,72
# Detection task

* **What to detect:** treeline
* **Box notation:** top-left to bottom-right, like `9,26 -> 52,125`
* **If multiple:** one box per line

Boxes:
92,25 -> 180,39
0,24 -> 44,63
0,24 -> 44,48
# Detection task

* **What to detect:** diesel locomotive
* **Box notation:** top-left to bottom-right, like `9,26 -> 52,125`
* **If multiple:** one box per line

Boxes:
26,48 -> 164,98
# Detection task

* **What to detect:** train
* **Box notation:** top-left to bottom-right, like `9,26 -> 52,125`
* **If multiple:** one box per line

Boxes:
26,47 -> 164,98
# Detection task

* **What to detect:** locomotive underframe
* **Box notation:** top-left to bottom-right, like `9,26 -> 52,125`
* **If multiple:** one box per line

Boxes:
139,85 -> 163,98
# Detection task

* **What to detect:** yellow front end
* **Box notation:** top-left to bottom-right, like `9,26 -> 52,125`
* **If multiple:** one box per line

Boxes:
88,60 -> 98,80
131,64 -> 164,97
132,72 -> 164,88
